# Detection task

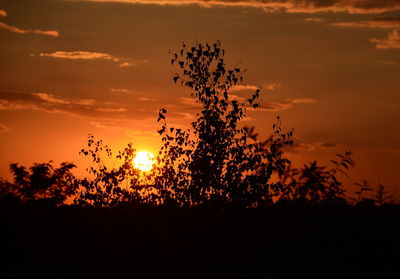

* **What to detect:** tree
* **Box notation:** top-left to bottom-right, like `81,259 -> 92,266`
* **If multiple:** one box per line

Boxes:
152,41 -> 293,207
0,161 -> 76,205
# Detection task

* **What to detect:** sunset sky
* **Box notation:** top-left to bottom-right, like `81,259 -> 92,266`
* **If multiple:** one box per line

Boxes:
1,0 -> 399,193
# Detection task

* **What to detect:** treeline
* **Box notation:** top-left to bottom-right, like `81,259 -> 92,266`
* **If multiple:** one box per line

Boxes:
0,42 -> 396,208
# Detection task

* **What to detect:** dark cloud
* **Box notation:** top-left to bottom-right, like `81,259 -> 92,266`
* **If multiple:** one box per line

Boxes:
320,142 -> 336,148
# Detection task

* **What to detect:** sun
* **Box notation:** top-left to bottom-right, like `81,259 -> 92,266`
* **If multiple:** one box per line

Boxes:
133,151 -> 155,172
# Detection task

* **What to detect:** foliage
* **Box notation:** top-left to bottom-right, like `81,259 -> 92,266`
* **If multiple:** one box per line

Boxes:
280,151 -> 355,204
374,184 -> 395,206
74,135 -> 154,207
350,181 -> 396,206
0,161 -> 76,205
152,41 -> 293,207
351,180 -> 374,205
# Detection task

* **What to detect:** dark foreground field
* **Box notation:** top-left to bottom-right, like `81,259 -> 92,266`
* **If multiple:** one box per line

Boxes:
1,201 -> 399,278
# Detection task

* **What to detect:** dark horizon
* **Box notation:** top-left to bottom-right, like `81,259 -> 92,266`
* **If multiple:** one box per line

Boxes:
1,0 -> 400,195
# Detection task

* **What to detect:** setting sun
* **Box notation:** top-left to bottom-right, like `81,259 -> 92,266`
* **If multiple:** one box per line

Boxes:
133,151 -> 155,172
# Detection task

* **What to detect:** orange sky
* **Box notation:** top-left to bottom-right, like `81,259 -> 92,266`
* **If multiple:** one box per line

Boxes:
1,0 -> 400,195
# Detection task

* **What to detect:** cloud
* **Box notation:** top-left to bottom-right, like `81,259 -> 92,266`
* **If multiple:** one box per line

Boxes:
39,51 -> 118,61
119,60 -> 149,67
332,17 -> 400,29
231,83 -> 280,92
255,98 -> 316,112
0,91 -> 132,119
0,22 -> 59,37
0,123 -> 9,133
37,51 -> 146,67
289,98 -> 317,104
138,97 -> 156,101
177,112 -> 194,119
231,85 -> 260,92
304,17 -> 325,22
111,88 -> 132,93
80,0 -> 400,14
75,99 -> 96,105
31,92 -> 69,104
291,138 -> 337,152
118,62 -> 133,67
96,107 -> 127,112
179,97 -> 201,108
229,94 -> 246,101
0,10 -> 7,17
370,30 -> 400,49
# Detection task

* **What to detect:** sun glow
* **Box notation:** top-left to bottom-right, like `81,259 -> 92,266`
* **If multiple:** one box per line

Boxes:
133,151 -> 155,172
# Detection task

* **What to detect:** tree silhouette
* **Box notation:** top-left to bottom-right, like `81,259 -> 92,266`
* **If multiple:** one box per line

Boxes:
0,161 -> 76,205
152,41 -> 293,207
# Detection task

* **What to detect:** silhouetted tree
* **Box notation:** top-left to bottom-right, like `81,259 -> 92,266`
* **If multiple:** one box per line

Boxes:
152,41 -> 293,207
0,161 -> 76,205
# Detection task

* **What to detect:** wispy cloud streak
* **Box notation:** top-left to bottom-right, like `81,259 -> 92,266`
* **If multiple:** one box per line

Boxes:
39,51 -> 118,61
332,17 -> 400,29
79,0 -> 400,14
256,98 -> 316,112
0,91 -> 130,119
37,51 -> 146,67
0,22 -> 59,37
370,30 -> 400,49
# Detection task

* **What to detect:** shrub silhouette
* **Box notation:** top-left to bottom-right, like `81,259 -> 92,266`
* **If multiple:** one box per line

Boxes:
0,161 -> 76,205
152,41 -> 293,207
